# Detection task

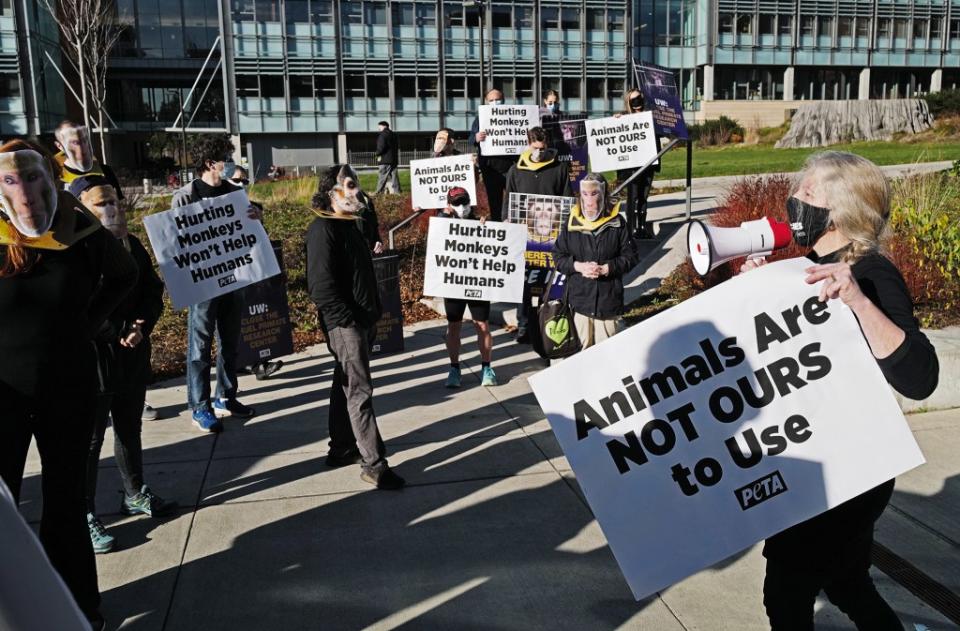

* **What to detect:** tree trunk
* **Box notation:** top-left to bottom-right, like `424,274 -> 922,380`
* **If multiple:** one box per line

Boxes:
76,41 -> 90,128
98,107 -> 108,163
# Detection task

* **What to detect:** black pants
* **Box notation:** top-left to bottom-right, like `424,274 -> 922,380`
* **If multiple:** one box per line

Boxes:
763,530 -> 903,630
86,384 -> 147,513
624,170 -> 655,235
480,165 -> 508,222
0,383 -> 101,617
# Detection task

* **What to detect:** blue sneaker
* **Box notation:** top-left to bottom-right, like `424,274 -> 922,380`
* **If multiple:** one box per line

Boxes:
445,366 -> 461,388
213,398 -> 255,419
87,513 -> 115,554
192,407 -> 223,433
481,365 -> 498,387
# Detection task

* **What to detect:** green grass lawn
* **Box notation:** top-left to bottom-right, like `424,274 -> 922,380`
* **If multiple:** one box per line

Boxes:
350,141 -> 959,189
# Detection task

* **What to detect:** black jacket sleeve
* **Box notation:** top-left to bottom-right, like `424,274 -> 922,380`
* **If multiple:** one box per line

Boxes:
856,257 -> 939,400
469,117 -> 481,149
604,223 -> 641,278
552,224 -> 577,277
306,220 -> 355,330
559,162 -> 572,197
129,236 -> 165,337
87,229 -> 138,338
375,132 -> 387,157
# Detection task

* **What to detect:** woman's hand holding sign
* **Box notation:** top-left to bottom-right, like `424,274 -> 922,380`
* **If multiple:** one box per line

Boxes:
805,263 -> 866,309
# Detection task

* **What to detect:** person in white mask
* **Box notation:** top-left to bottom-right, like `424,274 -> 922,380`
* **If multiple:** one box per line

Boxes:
435,187 -> 497,388
469,88 -> 517,221
52,120 -> 124,200
306,164 -> 404,491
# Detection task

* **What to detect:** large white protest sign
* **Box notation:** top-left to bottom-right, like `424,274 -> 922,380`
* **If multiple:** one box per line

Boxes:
585,111 -> 659,173
423,217 -> 526,303
479,104 -> 540,156
410,154 -> 477,210
528,257 -> 924,600
144,189 -> 281,309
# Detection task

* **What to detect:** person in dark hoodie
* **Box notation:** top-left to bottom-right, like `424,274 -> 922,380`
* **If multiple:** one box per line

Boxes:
741,151 -> 939,631
306,165 -> 404,491
503,126 -> 572,343
552,173 -> 640,350
374,121 -> 400,194
69,176 -> 177,555
0,140 -> 138,631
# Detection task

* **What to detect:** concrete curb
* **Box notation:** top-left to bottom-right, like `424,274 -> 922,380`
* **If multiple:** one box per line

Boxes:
895,326 -> 960,414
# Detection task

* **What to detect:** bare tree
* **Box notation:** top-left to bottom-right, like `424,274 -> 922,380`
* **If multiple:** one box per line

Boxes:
40,0 -> 124,163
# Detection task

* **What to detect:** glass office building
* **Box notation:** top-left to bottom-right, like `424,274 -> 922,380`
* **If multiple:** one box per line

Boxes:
5,0 -> 958,174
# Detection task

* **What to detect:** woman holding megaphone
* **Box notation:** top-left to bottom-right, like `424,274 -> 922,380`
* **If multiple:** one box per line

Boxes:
742,151 -> 939,630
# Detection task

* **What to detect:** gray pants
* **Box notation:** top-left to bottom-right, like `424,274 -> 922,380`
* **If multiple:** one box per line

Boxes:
326,325 -> 387,473
375,164 -> 400,194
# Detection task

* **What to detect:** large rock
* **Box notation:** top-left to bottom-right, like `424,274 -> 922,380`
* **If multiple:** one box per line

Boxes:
775,99 -> 933,148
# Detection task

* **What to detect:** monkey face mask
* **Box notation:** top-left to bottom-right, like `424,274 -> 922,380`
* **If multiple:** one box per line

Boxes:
81,184 -> 125,239
0,150 -> 59,238
56,125 -> 95,173
328,165 -> 363,215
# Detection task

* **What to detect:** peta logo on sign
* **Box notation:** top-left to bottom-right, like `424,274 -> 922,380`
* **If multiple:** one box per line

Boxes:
218,274 -> 237,288
735,471 -> 788,510
464,289 -> 482,298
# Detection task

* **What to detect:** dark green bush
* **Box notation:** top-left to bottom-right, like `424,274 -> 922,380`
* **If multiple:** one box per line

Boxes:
923,89 -> 960,117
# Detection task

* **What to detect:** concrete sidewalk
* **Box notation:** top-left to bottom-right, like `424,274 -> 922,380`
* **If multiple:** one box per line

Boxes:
20,322 -> 960,630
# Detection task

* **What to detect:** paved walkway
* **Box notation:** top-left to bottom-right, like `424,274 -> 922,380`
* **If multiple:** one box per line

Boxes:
21,322 -> 960,630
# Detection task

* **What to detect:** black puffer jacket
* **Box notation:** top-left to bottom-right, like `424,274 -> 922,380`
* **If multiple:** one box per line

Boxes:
306,215 -> 382,332
552,205 -> 640,319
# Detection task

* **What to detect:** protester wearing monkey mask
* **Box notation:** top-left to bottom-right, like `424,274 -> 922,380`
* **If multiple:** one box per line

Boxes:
53,121 -> 123,200
306,164 -> 404,491
0,142 -> 139,631
552,173 -> 640,351
69,176 -> 178,555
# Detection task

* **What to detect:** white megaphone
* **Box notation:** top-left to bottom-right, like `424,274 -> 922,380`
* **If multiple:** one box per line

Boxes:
687,217 -> 792,276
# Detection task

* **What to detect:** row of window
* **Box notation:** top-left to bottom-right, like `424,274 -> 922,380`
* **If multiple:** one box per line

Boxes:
720,13 -> 960,42
236,74 -> 624,101
234,1 -> 626,32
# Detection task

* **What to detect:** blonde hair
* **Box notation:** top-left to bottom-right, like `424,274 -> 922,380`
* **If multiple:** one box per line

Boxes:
792,151 -> 891,264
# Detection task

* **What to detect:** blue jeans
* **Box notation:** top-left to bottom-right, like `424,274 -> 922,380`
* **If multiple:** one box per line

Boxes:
187,292 -> 241,411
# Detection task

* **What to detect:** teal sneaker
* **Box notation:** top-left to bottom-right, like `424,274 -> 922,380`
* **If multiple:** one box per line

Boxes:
445,366 -> 462,388
121,485 -> 178,518
481,365 -> 498,387
87,513 -> 115,554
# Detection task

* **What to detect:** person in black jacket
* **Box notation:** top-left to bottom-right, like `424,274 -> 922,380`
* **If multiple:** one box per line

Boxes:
0,140 -> 138,631
469,88 -> 518,221
741,151 -> 939,631
617,89 -> 661,240
306,165 -> 404,491
552,173 -> 640,350
504,126 -> 573,344
374,121 -> 400,195
69,177 -> 177,555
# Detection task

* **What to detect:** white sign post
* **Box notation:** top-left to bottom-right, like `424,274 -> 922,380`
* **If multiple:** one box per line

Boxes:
144,189 -> 281,309
409,154 -> 477,210
423,217 -> 527,303
479,104 -> 540,156
528,257 -> 925,600
585,111 -> 659,173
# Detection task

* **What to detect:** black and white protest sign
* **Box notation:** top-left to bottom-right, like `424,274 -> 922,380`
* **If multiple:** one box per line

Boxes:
585,111 -> 659,173
423,217 -> 526,303
528,258 -> 924,600
372,254 -> 405,356
410,154 -> 477,210
479,105 -> 540,156
144,189 -> 280,309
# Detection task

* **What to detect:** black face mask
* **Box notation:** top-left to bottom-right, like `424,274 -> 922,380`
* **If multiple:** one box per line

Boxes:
786,196 -> 832,247
629,96 -> 644,110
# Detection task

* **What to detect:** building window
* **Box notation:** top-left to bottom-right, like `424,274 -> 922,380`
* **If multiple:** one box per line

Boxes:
818,16 -> 833,38
516,7 -> 533,29
561,77 -> 580,99
491,6 -> 511,28
586,8 -> 603,31
913,19 -> 927,40
779,15 -> 793,36
342,2 -> 362,25
759,14 -> 775,36
951,19 -> 960,40
237,75 -> 258,98
608,9 -> 624,32
877,18 -> 891,39
289,75 -> 312,97
736,14 -> 752,35
395,77 -> 415,97
838,17 -> 852,38
894,18 -> 909,39
392,3 -> 414,26
255,0 -> 280,21
446,77 -> 465,98
368,76 -> 389,98
364,1 -> 387,26
516,77 -> 533,100
561,7 -> 579,31
417,4 -> 435,26
856,17 -> 870,39
286,0 -> 308,22
344,75 -> 364,97
719,13 -> 733,34
315,76 -> 336,97
418,76 -> 437,98
930,18 -> 943,39
260,75 -> 284,97
541,7 -> 559,30
586,77 -> 604,99
801,16 -> 815,37
313,1 -> 333,23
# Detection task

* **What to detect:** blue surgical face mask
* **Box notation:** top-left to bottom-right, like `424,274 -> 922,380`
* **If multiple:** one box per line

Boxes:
221,160 -> 237,180
545,103 -> 557,113
488,99 -> 503,106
